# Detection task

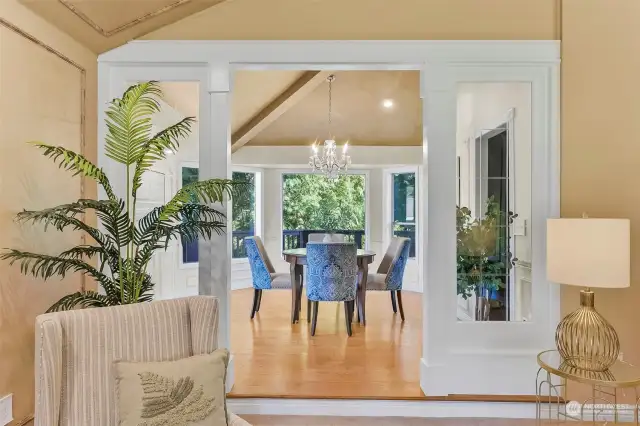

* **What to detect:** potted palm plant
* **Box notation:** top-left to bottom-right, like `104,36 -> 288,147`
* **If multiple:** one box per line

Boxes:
456,198 -> 506,321
1,82 -> 247,312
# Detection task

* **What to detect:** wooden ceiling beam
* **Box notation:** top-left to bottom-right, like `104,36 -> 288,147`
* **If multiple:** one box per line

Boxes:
231,71 -> 331,153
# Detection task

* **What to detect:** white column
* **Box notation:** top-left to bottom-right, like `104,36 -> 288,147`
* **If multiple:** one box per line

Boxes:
420,63 -> 458,396
198,62 -> 234,390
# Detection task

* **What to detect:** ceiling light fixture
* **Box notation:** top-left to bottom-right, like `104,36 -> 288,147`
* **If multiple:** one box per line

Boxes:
382,99 -> 394,109
164,148 -> 173,155
309,74 -> 351,179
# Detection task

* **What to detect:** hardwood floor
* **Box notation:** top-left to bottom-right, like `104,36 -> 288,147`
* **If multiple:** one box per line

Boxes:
229,288 -> 423,399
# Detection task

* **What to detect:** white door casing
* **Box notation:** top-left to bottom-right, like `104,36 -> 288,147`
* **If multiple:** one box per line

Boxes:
98,40 -> 560,396
421,63 -> 560,394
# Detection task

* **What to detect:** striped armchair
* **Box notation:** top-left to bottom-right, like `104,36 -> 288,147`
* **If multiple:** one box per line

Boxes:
35,296 -> 250,426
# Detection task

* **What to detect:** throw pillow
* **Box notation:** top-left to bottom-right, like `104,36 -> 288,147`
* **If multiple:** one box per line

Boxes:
115,349 -> 229,426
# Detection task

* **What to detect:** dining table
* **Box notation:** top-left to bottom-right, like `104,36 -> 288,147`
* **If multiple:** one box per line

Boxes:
282,247 -> 376,324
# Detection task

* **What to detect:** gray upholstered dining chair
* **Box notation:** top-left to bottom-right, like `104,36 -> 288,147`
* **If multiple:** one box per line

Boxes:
245,235 -> 299,319
306,242 -> 358,336
365,237 -> 411,321
308,233 -> 346,243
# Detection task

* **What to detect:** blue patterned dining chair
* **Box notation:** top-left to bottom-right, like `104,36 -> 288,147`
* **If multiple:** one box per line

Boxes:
245,236 -> 298,319
365,237 -> 411,321
306,242 -> 358,336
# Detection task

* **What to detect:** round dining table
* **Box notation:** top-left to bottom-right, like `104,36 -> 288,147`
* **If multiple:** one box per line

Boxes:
282,248 -> 376,324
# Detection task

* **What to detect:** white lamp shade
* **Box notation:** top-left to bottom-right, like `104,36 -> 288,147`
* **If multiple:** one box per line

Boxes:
547,218 -> 630,288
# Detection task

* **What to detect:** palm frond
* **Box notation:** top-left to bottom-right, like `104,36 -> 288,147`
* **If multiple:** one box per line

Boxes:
97,199 -> 132,248
166,221 -> 226,246
59,245 -> 104,260
46,291 -> 113,312
29,143 -> 117,201
160,179 -> 239,221
104,81 -> 162,166
131,117 -> 195,198
17,209 -> 117,252
1,249 -> 109,282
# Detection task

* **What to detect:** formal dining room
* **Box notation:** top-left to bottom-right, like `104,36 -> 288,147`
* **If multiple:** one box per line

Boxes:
141,68 -> 531,402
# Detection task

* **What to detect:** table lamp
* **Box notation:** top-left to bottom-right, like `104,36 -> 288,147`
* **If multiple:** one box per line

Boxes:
547,217 -> 630,372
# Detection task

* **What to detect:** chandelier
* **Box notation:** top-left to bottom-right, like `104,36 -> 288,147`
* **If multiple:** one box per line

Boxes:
309,74 -> 351,179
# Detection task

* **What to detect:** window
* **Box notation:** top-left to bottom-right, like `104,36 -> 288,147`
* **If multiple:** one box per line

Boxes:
180,167 -> 257,263
181,166 -> 199,264
281,173 -> 366,249
230,171 -> 256,258
391,172 -> 417,258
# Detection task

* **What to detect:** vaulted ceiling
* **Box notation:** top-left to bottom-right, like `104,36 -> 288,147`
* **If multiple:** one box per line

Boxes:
159,70 -> 422,150
19,1 -> 421,149
19,0 -> 226,53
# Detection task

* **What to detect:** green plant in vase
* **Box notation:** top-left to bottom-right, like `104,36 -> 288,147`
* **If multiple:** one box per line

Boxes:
1,81 -> 248,312
456,198 -> 506,308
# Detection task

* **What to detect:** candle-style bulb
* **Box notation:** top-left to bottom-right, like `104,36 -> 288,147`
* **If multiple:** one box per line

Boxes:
343,142 -> 349,153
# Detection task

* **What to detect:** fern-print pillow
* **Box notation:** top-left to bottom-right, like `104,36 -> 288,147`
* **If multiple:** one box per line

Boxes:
115,350 -> 229,426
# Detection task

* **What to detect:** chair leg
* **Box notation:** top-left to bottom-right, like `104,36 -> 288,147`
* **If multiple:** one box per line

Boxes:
397,290 -> 405,322
390,291 -> 398,313
307,299 -> 311,323
311,301 -> 319,336
256,289 -> 263,312
250,289 -> 260,319
355,296 -> 360,323
344,301 -> 353,337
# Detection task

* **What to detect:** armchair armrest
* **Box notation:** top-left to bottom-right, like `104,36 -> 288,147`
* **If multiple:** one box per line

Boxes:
35,315 -> 63,426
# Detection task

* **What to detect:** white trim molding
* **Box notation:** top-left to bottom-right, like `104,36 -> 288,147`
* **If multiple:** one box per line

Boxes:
421,61 -> 561,395
98,39 -> 561,400
228,398 -> 537,419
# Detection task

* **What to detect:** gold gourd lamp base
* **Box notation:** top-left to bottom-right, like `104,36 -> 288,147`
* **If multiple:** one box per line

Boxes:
555,287 -> 620,372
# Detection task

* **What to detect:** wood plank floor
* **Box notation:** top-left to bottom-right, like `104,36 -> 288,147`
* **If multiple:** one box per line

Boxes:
240,417 -> 591,425
229,288 -> 423,399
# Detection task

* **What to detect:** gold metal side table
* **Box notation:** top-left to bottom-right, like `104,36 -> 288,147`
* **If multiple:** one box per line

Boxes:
537,350 -> 640,424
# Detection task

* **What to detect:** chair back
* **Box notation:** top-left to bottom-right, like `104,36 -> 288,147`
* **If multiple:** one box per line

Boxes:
378,237 -> 411,291
35,297 -> 219,426
245,236 -> 275,289
308,233 -> 346,243
306,242 -> 358,302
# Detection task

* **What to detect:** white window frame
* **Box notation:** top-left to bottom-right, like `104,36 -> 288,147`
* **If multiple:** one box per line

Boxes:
177,162 -> 263,268
383,166 -> 421,258
278,169 -> 371,253
383,166 -> 422,293
231,166 -> 264,264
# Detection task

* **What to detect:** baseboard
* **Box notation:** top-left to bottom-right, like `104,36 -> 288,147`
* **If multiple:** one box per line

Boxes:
227,398 -> 537,418
420,356 -> 554,396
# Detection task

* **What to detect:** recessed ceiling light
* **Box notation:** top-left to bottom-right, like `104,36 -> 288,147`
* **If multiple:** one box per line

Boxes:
382,99 -> 394,109
164,148 -> 173,155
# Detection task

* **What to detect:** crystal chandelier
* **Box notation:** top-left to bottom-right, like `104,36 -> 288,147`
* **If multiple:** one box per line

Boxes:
309,74 -> 351,179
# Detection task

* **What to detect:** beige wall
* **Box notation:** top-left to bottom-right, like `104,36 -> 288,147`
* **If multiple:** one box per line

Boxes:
0,1 -> 97,424
561,0 -> 640,400
144,0 -> 560,41
3,0 -> 640,415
